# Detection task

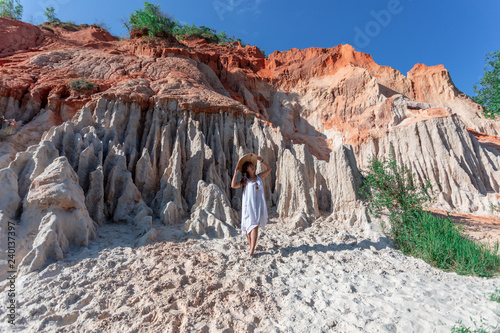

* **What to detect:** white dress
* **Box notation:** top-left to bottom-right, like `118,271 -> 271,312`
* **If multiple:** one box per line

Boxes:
241,175 -> 268,236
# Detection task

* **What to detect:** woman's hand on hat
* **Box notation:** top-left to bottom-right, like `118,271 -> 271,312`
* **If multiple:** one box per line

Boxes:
256,155 -> 263,162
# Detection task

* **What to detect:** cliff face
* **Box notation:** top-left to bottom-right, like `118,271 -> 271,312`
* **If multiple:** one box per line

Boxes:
1,18 -> 499,274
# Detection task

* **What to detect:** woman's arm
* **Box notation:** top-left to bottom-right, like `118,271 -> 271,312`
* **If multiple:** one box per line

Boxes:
231,166 -> 242,188
257,156 -> 272,179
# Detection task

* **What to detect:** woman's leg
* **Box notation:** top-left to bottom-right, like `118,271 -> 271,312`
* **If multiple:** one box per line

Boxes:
246,227 -> 254,256
249,226 -> 259,256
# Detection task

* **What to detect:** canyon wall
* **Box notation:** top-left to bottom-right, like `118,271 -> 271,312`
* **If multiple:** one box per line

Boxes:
1,18 -> 499,273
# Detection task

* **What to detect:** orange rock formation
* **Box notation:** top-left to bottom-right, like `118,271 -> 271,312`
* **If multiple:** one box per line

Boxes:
2,18 -> 499,163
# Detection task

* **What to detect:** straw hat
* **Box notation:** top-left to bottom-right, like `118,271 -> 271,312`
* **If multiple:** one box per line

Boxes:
236,153 -> 259,171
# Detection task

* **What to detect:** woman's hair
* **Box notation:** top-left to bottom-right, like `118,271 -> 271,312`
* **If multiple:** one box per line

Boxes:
240,161 -> 253,190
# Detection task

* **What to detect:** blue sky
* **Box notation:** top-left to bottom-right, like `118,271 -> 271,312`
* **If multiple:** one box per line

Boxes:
21,0 -> 500,96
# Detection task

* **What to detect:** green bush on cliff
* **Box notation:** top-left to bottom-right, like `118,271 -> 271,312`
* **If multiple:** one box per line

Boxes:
69,78 -> 95,91
0,0 -> 23,20
123,2 -> 177,38
124,2 -> 246,47
43,6 -> 59,22
474,50 -> 500,119
359,150 -> 434,218
172,24 -> 244,46
360,150 -> 500,277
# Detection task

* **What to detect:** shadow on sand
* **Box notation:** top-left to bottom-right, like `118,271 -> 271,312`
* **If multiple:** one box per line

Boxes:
253,237 -> 393,259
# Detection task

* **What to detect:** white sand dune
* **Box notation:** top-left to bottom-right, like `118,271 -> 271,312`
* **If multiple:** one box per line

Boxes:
1,214 -> 499,332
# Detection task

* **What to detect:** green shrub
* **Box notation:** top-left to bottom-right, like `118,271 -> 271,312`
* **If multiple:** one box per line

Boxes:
69,79 -> 95,91
0,0 -> 22,20
124,2 -> 177,38
124,2 -> 248,47
173,24 -> 216,43
360,150 -> 500,277
172,24 -> 243,45
43,6 -> 58,22
359,150 -> 434,219
473,50 -> 500,119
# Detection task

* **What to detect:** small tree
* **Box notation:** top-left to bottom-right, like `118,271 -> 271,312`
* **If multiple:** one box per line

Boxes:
123,2 -> 177,38
0,0 -> 23,20
69,78 -> 95,91
473,50 -> 500,118
43,6 -> 59,22
360,152 -> 500,277
359,149 -> 434,218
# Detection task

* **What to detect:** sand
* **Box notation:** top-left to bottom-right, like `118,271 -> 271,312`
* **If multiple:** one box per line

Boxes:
1,213 -> 499,332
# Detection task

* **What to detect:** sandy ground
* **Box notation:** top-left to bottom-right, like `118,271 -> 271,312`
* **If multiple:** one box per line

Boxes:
1,213 -> 500,332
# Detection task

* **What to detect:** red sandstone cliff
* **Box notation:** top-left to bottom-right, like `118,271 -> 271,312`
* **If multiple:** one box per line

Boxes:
1,16 -> 500,281
1,18 -> 497,164
2,18 -> 500,333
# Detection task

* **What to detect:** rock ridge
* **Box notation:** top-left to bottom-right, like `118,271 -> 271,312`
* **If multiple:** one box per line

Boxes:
0,19 -> 499,274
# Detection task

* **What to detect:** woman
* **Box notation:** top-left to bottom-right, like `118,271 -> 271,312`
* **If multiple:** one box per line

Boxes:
231,154 -> 272,258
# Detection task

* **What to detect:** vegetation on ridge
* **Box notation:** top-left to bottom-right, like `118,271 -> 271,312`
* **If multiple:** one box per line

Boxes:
39,6 -> 110,33
123,2 -> 254,49
360,150 -> 500,278
43,6 -> 58,23
68,78 -> 95,91
0,0 -> 22,20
